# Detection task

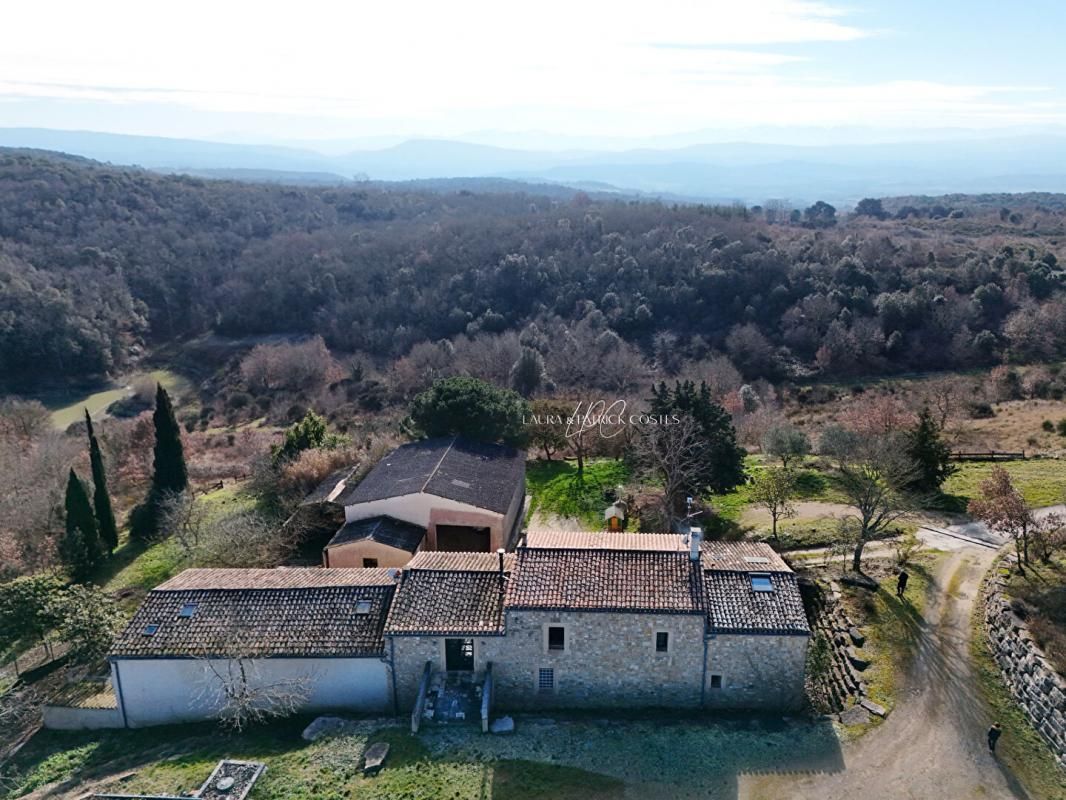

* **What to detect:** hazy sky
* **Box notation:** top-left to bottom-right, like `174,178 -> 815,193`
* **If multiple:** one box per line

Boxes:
4,0 -> 1066,146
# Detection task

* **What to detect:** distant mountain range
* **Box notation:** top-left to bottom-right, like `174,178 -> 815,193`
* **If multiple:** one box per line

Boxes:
3,127 -> 1066,206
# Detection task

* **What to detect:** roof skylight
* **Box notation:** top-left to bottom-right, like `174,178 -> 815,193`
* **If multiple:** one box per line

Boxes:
750,574 -> 774,592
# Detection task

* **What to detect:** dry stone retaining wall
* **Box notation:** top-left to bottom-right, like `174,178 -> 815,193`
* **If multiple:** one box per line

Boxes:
806,579 -> 883,721
982,556 -> 1066,769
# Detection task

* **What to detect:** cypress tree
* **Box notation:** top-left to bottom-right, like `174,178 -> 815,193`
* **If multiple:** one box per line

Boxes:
61,469 -> 104,582
131,384 -> 189,540
151,384 -> 188,495
85,409 -> 118,553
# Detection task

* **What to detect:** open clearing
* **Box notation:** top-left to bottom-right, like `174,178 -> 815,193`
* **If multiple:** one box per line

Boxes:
45,369 -> 192,430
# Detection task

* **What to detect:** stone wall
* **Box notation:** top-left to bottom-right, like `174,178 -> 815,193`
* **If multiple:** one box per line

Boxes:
704,633 -> 808,711
490,610 -> 707,709
807,580 -> 877,715
982,557 -> 1066,768
391,609 -> 809,711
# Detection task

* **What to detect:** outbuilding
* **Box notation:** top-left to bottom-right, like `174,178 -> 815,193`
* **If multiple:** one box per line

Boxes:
108,567 -> 397,728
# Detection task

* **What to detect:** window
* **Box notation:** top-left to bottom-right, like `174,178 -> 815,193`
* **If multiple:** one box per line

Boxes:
355,600 -> 373,615
655,631 -> 669,653
547,626 -> 565,651
363,558 -> 379,568
750,573 -> 774,592
142,624 -> 159,636
538,668 -> 555,692
178,603 -> 199,618
710,674 -> 722,689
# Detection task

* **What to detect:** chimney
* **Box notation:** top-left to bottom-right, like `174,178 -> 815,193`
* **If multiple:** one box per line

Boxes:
689,526 -> 702,562
497,547 -> 506,576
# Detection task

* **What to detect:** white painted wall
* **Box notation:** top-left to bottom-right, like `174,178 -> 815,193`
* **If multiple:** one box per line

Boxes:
42,703 -> 124,730
112,656 -> 390,728
343,492 -> 499,528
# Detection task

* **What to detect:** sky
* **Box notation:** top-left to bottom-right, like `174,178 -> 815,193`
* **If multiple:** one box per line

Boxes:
3,0 -> 1066,148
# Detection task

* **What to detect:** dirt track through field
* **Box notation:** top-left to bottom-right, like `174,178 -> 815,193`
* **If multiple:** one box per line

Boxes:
743,547 -> 1029,800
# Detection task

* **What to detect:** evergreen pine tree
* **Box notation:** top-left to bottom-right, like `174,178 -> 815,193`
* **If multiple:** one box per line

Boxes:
905,407 -> 955,494
85,409 -> 118,553
151,384 -> 188,495
648,380 -> 746,494
61,469 -> 104,582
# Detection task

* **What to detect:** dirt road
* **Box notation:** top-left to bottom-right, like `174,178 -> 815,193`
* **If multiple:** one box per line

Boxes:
743,546 -> 1029,800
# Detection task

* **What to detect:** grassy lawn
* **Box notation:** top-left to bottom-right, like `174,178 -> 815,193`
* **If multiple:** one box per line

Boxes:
100,483 -> 258,602
714,456 -> 842,524
526,459 -> 631,528
971,568 -> 1066,800
943,459 -> 1066,508
0,719 -> 620,800
45,369 -> 192,430
839,553 -> 939,717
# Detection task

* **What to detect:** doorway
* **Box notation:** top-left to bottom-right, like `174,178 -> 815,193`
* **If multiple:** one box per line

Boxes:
444,637 -> 475,671
437,525 -> 491,552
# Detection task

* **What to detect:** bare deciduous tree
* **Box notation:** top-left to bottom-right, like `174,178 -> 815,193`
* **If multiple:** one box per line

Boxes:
158,490 -> 209,556
196,650 -> 312,731
750,466 -> 796,540
633,417 -> 707,529
835,437 -> 920,571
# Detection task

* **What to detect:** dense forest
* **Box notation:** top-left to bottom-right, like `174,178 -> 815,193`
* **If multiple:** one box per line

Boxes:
2,148 -> 1065,391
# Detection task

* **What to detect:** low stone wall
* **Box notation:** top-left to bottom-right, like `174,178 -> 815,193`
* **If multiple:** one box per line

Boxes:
806,579 -> 884,723
982,556 -> 1066,768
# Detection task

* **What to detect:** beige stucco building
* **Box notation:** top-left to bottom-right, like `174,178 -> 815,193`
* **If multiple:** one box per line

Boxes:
324,437 -> 526,568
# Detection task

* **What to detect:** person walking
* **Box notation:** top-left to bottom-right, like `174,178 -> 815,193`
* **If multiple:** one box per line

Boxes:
988,723 -> 1002,754
896,569 -> 909,599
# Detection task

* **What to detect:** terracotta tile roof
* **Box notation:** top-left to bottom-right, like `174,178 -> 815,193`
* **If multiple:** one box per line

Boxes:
506,547 -> 704,614
523,531 -> 687,551
155,567 -> 397,591
384,554 -> 511,636
337,436 -> 525,514
703,571 -> 810,635
326,515 -> 427,553
406,551 -> 515,572
111,568 -> 397,658
700,541 -> 792,573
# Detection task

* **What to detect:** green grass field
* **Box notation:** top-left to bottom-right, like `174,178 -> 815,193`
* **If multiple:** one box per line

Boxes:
0,720 -> 622,800
943,459 -> 1066,508
46,369 -> 192,430
525,459 -> 631,528
844,555 -> 937,716
714,456 -> 842,525
100,483 -> 257,603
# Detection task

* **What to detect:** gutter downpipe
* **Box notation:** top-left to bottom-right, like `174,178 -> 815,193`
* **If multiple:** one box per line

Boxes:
389,637 -> 399,716
700,635 -> 708,708
110,658 -> 130,728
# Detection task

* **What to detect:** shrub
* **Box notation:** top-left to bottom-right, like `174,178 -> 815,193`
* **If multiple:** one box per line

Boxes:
1058,419 -> 1066,437
968,401 -> 995,419
227,391 -> 253,410
1042,420 -> 1055,432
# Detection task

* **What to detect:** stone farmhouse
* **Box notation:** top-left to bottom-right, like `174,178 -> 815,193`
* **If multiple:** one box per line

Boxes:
322,437 -> 526,568
101,530 -> 810,728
